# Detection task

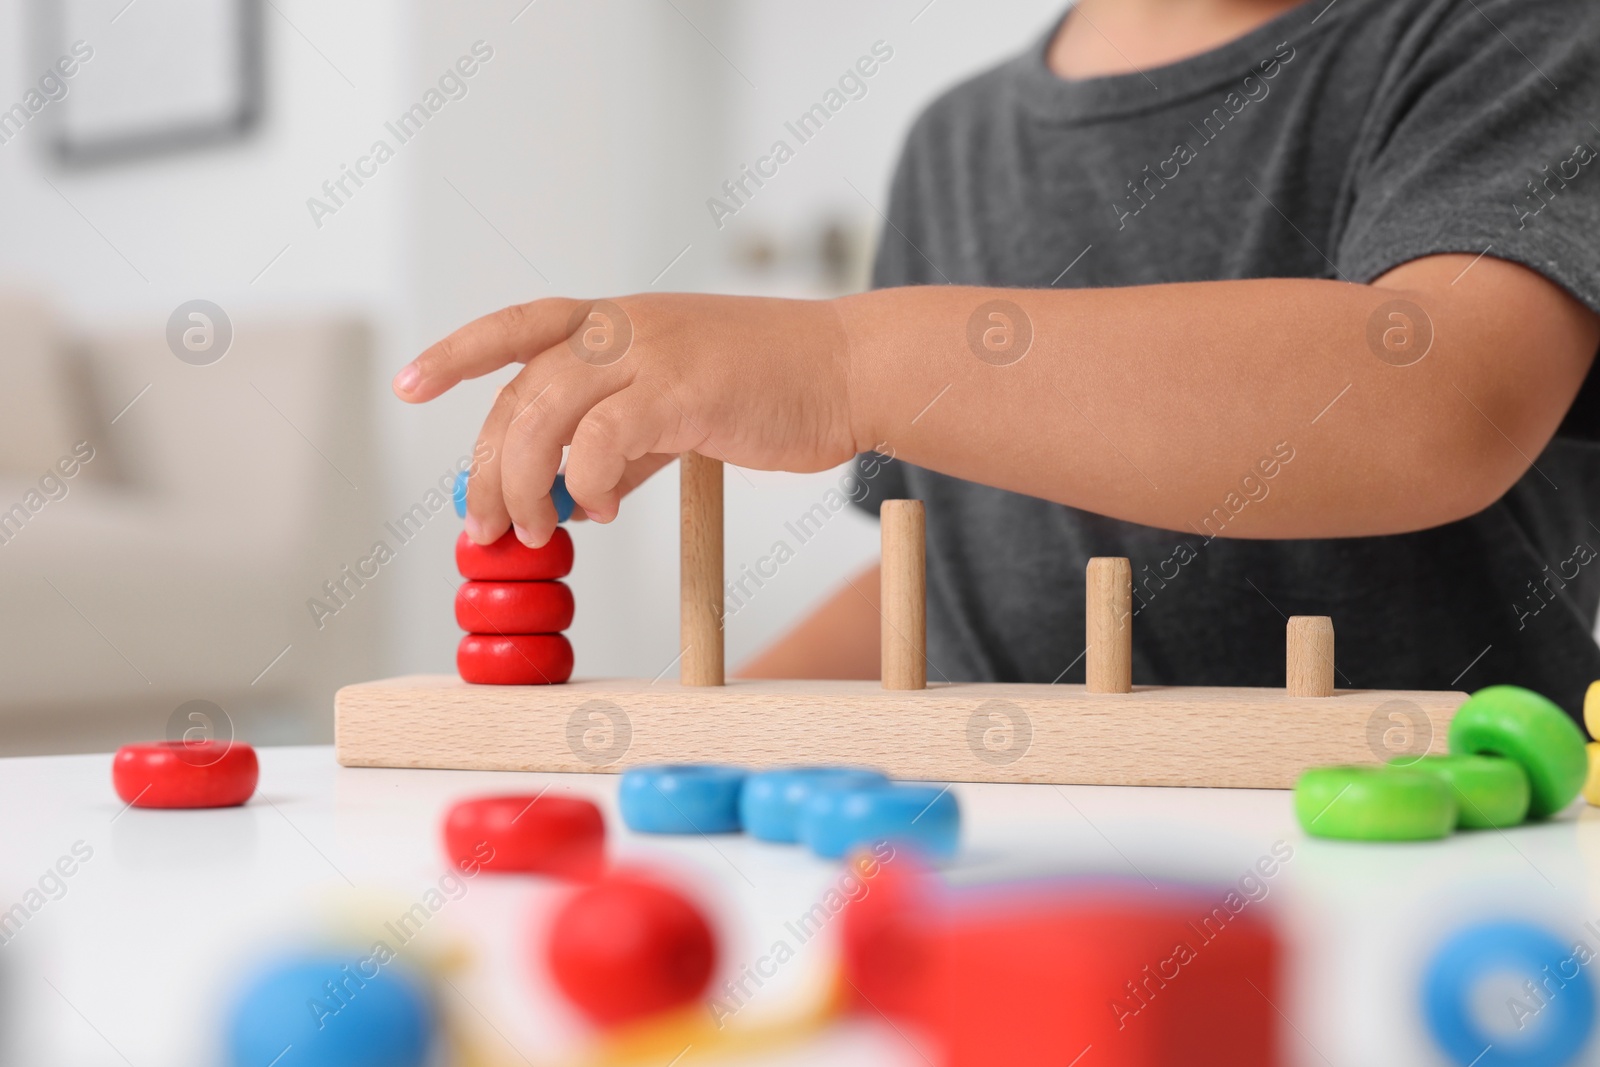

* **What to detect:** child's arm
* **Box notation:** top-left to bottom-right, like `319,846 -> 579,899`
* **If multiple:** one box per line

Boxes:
734,564 -> 882,680
396,252 -> 1596,548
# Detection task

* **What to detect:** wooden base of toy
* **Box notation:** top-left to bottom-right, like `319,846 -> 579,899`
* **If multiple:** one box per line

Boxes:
334,676 -> 1464,789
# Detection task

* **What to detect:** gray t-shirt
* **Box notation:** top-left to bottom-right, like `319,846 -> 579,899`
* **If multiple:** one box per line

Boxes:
853,0 -> 1600,725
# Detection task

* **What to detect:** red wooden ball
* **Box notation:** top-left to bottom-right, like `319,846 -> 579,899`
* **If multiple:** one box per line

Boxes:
443,794 -> 604,880
456,527 -> 573,581
112,741 -> 259,809
458,633 -> 574,685
545,872 -> 717,1027
455,580 -> 574,635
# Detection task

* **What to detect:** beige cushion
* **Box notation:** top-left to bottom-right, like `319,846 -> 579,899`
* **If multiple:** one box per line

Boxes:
0,312 -> 383,715
0,294 -> 77,479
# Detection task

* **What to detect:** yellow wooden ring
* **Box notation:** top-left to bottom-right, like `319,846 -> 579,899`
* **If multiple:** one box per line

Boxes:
1585,742 -> 1600,807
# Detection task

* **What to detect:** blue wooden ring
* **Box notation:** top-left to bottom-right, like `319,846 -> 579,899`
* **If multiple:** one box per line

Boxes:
740,767 -> 890,843
799,783 -> 959,860
550,473 -> 575,523
226,954 -> 435,1067
457,471 -> 571,522
619,765 -> 746,834
1422,919 -> 1595,1067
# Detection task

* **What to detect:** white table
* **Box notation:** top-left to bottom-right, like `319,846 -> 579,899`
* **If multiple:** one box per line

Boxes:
1,746 -> 1594,1066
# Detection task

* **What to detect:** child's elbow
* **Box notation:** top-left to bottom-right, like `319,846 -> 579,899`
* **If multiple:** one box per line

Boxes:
1414,420 -> 1557,528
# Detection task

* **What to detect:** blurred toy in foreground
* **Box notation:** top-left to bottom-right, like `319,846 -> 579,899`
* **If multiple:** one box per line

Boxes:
839,854 -> 1283,1067
1422,918 -> 1596,1067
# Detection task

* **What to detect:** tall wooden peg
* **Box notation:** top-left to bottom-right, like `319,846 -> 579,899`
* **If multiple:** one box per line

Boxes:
680,452 -> 724,686
1287,616 -> 1335,697
1086,557 -> 1132,693
880,500 -> 926,690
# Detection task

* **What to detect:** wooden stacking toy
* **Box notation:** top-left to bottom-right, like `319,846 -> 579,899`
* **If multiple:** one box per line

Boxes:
337,456 -> 1466,787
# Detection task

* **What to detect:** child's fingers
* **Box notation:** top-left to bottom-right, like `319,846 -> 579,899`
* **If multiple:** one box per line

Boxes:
499,368 -> 623,546
564,455 -> 676,522
464,387 -> 519,545
466,368 -> 572,544
565,384 -> 689,523
393,297 -> 587,403
614,454 -> 679,499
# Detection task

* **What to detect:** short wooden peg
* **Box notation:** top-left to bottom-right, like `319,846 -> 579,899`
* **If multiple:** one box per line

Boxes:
680,452 -> 724,687
1086,557 -> 1132,693
880,499 -> 927,691
1286,616 -> 1334,697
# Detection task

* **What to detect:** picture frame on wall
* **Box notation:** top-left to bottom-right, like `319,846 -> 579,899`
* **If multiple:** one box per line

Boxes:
36,0 -> 264,167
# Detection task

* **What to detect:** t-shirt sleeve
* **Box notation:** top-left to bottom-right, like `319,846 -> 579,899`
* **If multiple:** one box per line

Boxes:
1334,0 -> 1600,313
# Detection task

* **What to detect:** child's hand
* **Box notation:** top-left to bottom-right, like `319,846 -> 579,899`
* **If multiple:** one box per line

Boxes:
393,294 -> 857,547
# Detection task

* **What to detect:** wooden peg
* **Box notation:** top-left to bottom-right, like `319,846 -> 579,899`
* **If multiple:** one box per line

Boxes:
1287,616 -> 1334,697
880,500 -> 927,690
680,452 -> 724,686
1086,557 -> 1132,693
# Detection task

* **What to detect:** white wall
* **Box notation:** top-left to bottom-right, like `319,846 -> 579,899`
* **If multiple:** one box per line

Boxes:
719,1 -> 1063,242
0,0 -> 408,320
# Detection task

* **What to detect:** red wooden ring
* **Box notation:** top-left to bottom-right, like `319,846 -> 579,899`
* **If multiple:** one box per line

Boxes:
112,741 -> 259,809
458,633 -> 574,685
443,794 -> 604,879
455,580 -> 574,635
456,527 -> 573,581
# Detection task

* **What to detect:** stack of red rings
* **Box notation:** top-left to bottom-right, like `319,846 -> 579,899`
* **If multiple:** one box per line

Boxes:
455,528 -> 575,684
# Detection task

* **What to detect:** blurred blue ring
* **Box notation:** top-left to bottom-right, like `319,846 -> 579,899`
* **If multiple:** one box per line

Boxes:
619,764 -> 746,834
799,783 -> 959,860
740,767 -> 890,843
1422,919 -> 1595,1067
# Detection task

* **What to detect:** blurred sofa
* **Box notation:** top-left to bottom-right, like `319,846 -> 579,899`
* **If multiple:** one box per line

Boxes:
0,293 -> 385,753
